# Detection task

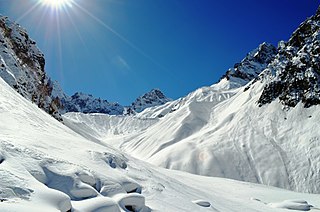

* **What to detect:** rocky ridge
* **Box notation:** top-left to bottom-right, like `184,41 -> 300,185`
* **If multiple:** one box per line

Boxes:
221,42 -> 277,89
258,7 -> 320,108
0,15 -> 62,120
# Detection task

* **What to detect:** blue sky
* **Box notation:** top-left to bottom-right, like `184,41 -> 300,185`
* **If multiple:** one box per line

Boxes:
0,0 -> 319,104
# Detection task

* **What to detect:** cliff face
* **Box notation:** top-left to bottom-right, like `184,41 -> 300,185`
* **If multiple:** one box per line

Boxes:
0,16 -> 62,120
258,7 -> 320,108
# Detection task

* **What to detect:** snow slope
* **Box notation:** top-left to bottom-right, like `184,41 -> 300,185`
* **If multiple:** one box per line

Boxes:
2,64 -> 320,211
63,7 -> 320,195
64,78 -> 320,194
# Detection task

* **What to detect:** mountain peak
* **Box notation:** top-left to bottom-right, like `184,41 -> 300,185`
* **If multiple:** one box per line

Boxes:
145,88 -> 166,99
219,42 -> 277,89
131,88 -> 171,113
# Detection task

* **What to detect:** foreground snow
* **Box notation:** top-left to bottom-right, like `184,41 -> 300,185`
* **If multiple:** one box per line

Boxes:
0,67 -> 319,211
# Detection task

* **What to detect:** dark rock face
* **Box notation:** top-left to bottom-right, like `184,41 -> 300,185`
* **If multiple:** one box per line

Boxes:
0,16 -> 62,120
258,7 -> 320,108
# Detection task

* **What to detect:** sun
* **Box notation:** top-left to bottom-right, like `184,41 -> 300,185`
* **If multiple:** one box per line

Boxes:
40,0 -> 74,9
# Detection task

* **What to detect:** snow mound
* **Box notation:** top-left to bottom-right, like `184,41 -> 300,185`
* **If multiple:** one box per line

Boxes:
192,199 -> 211,207
114,193 -> 150,212
268,199 -> 313,211
72,197 -> 120,212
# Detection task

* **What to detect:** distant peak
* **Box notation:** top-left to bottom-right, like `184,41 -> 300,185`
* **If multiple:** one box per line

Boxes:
143,88 -> 166,99
131,88 -> 171,113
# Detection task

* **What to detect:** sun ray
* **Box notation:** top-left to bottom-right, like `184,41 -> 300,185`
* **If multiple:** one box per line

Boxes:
16,2 -> 42,23
72,1 -> 177,80
55,7 -> 64,83
63,6 -> 86,47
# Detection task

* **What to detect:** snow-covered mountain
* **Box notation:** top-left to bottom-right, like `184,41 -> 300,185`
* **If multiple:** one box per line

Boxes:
0,15 -> 62,120
61,92 -> 124,115
63,6 -> 320,195
51,85 -> 171,115
2,55 -> 319,212
1,6 -> 320,212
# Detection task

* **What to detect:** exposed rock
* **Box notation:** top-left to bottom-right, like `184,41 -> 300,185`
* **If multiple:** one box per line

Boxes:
258,7 -> 320,108
0,15 -> 62,120
220,42 -> 277,88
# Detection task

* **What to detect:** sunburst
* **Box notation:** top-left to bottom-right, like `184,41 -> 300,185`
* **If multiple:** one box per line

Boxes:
39,0 -> 74,9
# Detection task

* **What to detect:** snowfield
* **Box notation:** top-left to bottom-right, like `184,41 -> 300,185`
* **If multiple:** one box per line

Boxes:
64,76 -> 320,195
1,63 -> 320,211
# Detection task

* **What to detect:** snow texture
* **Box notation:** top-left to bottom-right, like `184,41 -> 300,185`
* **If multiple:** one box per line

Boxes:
2,72 -> 319,211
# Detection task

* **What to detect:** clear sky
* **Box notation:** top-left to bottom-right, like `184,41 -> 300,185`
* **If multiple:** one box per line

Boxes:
0,0 -> 319,104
